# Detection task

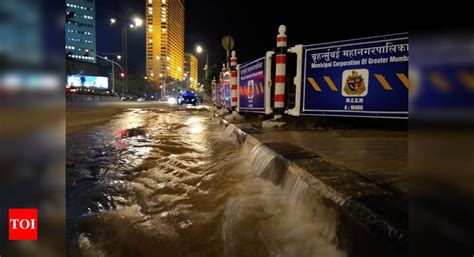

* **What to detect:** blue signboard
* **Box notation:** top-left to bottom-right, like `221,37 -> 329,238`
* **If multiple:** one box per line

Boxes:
302,33 -> 408,118
410,35 -> 474,121
239,57 -> 266,112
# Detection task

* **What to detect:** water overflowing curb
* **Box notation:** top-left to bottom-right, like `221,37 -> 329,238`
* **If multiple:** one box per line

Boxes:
221,119 -> 408,257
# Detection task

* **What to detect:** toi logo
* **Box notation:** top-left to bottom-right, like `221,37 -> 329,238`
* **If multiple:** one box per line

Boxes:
8,208 -> 38,240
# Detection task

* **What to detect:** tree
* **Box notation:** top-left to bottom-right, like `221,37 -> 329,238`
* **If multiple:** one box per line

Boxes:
114,75 -> 156,97
203,64 -> 222,96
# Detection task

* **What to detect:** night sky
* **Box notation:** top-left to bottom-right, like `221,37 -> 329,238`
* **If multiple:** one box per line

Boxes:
95,1 -> 414,78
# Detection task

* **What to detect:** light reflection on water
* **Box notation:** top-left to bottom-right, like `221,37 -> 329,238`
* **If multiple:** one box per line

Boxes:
66,107 -> 344,257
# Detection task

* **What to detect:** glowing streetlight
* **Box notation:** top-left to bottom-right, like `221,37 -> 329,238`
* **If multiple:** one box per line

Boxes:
117,55 -> 121,60
196,45 -> 203,54
133,17 -> 143,27
195,45 -> 209,78
110,18 -> 116,24
129,24 -> 135,28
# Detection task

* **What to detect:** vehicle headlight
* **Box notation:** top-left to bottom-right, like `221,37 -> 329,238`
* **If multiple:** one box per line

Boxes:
168,97 -> 177,104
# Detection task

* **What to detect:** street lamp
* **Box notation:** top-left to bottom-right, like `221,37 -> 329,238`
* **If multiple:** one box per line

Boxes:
117,55 -> 121,60
133,17 -> 143,27
110,17 -> 143,95
195,45 -> 209,80
196,45 -> 203,54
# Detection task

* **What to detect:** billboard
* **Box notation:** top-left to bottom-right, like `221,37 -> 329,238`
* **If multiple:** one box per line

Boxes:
301,33 -> 408,119
67,75 -> 109,89
238,57 -> 266,112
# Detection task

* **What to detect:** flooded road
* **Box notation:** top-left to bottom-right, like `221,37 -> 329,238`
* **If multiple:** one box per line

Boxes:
66,104 -> 344,257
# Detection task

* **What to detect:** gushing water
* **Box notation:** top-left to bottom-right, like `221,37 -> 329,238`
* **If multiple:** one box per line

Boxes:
67,107 -> 345,257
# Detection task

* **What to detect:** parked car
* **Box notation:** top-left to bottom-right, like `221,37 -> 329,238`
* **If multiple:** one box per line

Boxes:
177,91 -> 198,106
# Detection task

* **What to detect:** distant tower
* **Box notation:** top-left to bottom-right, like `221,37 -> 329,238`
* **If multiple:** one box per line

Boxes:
184,53 -> 198,91
65,0 -> 97,63
146,0 -> 185,84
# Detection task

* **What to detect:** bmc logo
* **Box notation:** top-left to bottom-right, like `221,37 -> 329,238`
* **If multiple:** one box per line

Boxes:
8,208 -> 38,240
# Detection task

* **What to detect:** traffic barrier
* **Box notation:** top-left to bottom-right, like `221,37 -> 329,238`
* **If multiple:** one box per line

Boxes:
274,25 -> 288,114
230,51 -> 238,109
221,27 -> 408,119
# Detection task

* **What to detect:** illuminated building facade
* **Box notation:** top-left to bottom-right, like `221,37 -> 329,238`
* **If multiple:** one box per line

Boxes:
146,0 -> 185,84
66,0 -> 96,63
184,53 -> 198,91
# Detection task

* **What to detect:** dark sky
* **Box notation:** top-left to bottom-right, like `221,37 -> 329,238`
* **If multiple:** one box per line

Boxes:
95,1 -> 414,78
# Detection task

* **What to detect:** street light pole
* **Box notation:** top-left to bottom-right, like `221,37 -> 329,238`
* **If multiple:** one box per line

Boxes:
205,53 -> 209,79
110,17 -> 142,95
123,26 -> 128,95
111,64 -> 114,93
196,45 -> 209,86
93,54 -> 124,94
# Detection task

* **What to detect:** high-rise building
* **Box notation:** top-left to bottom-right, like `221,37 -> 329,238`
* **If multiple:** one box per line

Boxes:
65,0 -> 97,63
184,53 -> 198,91
146,0 -> 185,84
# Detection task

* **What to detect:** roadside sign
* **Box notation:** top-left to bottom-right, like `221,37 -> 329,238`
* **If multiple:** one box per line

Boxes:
301,33 -> 408,119
238,57 -> 265,112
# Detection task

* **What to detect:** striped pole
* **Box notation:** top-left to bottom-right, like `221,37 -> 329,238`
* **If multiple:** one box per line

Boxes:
230,50 -> 238,109
275,25 -> 287,114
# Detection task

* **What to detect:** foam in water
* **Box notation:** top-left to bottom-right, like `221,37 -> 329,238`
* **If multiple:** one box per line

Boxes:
289,178 -> 309,205
235,141 -> 345,257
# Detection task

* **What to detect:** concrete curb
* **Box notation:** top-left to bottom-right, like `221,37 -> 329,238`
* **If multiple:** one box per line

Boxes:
221,119 -> 407,256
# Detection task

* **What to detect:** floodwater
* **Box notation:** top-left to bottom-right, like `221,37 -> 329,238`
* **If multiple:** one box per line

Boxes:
66,106 -> 345,257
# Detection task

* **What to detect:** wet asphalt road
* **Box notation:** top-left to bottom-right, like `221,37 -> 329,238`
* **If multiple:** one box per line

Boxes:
66,103 -> 344,257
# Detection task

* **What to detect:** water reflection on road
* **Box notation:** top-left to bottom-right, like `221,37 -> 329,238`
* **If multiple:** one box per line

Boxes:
66,106 -> 344,257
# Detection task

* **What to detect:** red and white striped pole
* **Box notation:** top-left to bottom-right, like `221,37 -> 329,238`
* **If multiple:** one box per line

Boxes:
275,25 -> 287,116
230,50 -> 238,110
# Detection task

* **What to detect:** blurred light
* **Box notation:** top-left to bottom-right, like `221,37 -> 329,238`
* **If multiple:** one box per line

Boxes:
156,56 -> 160,60
110,18 -> 116,24
168,97 -> 177,104
129,24 -> 135,28
196,45 -> 203,54
133,17 -> 143,27
117,55 -> 121,60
